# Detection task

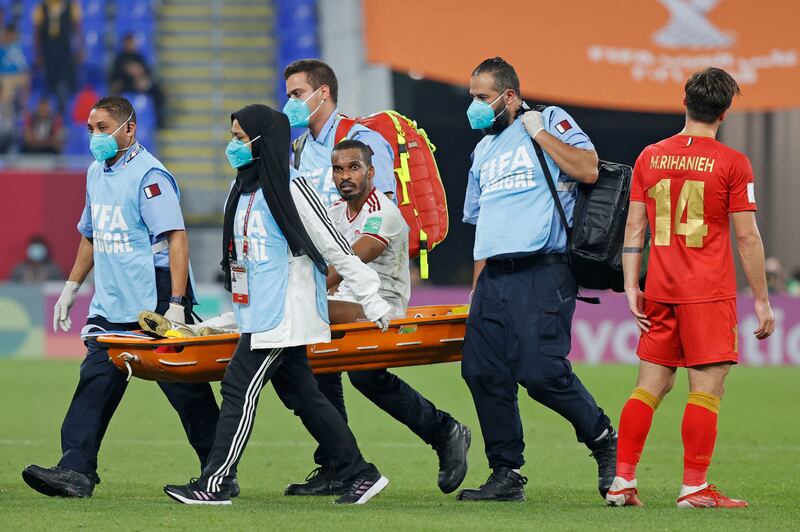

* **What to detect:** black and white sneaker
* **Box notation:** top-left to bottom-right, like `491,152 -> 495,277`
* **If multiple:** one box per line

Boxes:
334,465 -> 389,505
164,478 -> 232,505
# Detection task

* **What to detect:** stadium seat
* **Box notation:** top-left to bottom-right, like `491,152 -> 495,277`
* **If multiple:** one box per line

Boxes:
122,92 -> 156,154
115,1 -> 156,65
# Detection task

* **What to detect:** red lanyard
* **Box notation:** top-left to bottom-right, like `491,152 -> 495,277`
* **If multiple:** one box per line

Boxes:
241,192 -> 257,259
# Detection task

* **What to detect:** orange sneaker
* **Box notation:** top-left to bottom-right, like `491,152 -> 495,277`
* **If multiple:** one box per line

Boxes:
676,484 -> 748,508
606,477 -> 643,507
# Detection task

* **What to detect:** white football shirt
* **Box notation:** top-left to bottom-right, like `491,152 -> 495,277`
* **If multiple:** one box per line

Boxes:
328,188 -> 410,318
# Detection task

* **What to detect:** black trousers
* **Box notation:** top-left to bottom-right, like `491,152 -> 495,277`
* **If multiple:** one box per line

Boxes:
461,261 -> 611,470
58,269 -> 220,476
199,335 -> 371,492
312,370 -> 452,470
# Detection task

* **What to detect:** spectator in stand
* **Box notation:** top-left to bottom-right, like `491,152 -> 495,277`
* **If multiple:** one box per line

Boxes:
32,0 -> 83,114
787,269 -> 800,297
71,83 -> 100,123
765,257 -> 785,294
10,236 -> 64,282
109,34 -> 165,128
0,89 -> 15,153
0,23 -> 30,109
21,98 -> 63,154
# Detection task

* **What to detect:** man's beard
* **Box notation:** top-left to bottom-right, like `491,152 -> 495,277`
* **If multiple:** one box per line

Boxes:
484,107 -> 511,136
339,179 -> 368,201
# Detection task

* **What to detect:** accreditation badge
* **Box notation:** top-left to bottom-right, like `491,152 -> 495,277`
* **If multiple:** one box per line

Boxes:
231,261 -> 249,304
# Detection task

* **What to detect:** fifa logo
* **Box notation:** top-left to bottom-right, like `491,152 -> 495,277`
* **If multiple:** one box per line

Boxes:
653,0 -> 734,49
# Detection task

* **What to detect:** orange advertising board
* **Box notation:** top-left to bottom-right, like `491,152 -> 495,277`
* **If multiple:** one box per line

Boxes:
363,0 -> 800,112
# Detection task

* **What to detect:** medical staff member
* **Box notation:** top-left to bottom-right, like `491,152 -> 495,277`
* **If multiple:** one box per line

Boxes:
283,58 -> 395,206
22,96 -> 221,498
456,58 -> 617,502
164,104 -> 392,506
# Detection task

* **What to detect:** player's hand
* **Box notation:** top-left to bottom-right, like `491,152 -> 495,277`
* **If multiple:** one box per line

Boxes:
53,281 -> 80,332
753,299 -> 774,340
520,110 -> 545,140
374,313 -> 391,333
164,303 -> 186,324
625,286 -> 650,333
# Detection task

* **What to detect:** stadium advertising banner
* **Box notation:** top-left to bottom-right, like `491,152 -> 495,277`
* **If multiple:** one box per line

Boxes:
4,285 -> 797,366
364,0 -> 800,112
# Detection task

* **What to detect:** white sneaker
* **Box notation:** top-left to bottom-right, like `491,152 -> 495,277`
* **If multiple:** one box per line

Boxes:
606,476 -> 642,507
138,311 -> 197,338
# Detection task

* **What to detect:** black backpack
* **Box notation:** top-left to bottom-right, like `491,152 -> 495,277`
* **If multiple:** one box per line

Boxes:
530,106 -> 633,301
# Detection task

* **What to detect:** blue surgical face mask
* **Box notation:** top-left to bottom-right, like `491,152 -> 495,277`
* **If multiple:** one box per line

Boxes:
226,135 -> 261,169
466,93 -> 507,130
89,111 -> 134,162
27,243 -> 48,262
282,87 -> 323,128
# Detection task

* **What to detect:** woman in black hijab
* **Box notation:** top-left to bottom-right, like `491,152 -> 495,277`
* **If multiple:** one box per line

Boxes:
165,104 -> 392,506
221,104 -> 326,288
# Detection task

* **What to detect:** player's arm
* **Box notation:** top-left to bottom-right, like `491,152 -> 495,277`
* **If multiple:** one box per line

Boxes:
326,235 -> 386,289
622,201 -> 650,332
732,212 -> 774,339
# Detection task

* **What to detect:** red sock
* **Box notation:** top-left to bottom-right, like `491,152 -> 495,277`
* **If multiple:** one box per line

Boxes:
682,392 -> 721,487
616,387 -> 660,481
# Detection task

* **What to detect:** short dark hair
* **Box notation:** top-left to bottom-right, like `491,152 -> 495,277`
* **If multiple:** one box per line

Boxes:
684,67 -> 741,123
283,59 -> 339,103
472,56 -> 520,95
333,139 -> 372,167
93,96 -> 136,124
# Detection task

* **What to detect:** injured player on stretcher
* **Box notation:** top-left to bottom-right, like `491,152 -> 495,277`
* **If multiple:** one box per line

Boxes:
138,139 -> 410,338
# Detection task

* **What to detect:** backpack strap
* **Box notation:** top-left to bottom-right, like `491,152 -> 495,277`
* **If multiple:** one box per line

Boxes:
334,115 -> 358,143
529,106 -> 600,304
529,107 -> 571,242
292,132 -> 308,170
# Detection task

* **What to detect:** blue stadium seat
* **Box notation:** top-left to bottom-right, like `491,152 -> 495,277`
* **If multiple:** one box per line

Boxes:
115,1 -> 155,65
122,92 -> 156,154
65,119 -> 88,155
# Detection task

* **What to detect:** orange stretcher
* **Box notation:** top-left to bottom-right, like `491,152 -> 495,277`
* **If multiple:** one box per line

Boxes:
98,305 -> 468,383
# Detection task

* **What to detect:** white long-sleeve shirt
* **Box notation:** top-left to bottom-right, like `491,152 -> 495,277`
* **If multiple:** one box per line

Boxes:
249,177 -> 390,349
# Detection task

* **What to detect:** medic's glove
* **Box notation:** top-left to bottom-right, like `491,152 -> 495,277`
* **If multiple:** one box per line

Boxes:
520,110 -> 545,140
164,303 -> 186,324
374,313 -> 391,333
360,292 -> 392,332
53,281 -> 80,332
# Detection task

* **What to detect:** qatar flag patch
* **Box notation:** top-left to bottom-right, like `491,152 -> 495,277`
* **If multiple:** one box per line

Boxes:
143,183 -> 161,199
554,119 -> 572,134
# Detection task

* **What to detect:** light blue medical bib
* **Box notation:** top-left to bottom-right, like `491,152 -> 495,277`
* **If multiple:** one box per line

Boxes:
470,120 -> 560,260
231,190 -> 328,333
86,147 -> 177,322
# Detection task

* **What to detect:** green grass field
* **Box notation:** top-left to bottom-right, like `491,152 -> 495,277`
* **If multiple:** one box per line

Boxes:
1,359 -> 798,531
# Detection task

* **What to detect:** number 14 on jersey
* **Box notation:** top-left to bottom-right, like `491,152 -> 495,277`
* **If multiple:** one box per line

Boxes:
647,179 -> 709,248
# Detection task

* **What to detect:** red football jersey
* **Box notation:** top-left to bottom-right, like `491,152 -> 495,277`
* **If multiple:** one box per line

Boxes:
631,134 -> 757,303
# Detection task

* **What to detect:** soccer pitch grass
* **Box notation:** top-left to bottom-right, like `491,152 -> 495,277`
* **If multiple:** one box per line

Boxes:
1,359 -> 798,531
